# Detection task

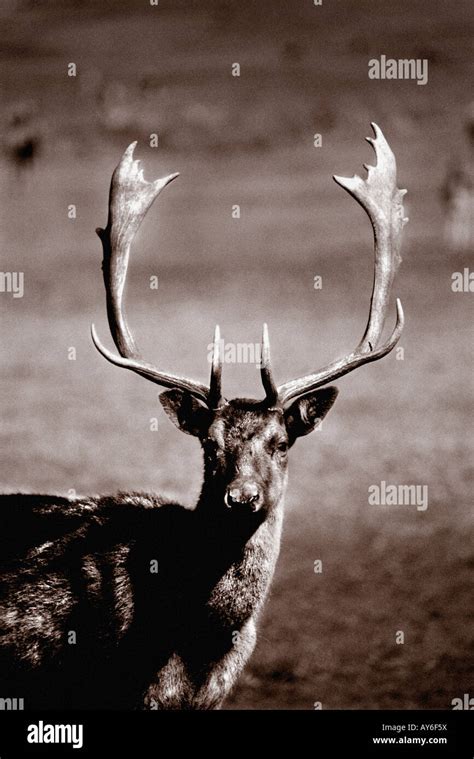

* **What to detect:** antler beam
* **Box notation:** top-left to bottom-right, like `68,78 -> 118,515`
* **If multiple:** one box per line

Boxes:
91,142 -> 221,406
275,123 -> 407,407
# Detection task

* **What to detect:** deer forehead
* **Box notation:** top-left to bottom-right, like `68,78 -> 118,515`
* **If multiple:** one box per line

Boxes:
208,410 -> 286,450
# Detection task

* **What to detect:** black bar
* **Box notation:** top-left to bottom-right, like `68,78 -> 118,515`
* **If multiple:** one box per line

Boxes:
0,710 -> 472,757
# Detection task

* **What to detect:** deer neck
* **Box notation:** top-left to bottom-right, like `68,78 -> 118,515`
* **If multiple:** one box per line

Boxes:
192,488 -> 285,627
194,470 -> 286,595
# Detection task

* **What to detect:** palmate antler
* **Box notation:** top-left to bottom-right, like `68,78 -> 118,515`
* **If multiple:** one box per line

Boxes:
92,124 -> 406,409
91,143 -> 220,407
91,142 -> 280,409
273,122 -> 407,406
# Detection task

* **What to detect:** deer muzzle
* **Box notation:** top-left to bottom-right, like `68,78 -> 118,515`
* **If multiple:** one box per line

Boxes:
225,482 -> 261,511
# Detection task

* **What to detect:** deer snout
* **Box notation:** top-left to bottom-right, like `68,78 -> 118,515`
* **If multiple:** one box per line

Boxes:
225,482 -> 261,511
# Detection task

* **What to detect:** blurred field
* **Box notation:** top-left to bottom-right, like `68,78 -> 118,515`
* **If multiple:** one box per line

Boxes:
0,0 -> 473,709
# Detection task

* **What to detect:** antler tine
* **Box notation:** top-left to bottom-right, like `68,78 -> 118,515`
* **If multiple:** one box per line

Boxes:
277,123 -> 407,407
208,324 -> 224,409
260,323 -> 279,406
91,142 -> 209,405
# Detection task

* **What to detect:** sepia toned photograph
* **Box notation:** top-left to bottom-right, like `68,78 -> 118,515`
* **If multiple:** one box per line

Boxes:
0,0 -> 472,752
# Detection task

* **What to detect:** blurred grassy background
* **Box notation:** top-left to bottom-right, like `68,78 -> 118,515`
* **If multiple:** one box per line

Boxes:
0,0 -> 473,709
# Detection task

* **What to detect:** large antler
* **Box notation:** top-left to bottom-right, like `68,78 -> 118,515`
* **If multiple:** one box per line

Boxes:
273,123 -> 407,407
92,127 -> 406,411
91,142 -> 223,407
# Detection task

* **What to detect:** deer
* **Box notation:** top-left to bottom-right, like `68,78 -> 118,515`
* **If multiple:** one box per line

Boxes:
0,124 -> 407,710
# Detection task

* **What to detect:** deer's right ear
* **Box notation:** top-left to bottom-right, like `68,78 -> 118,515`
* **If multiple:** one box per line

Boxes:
159,390 -> 211,437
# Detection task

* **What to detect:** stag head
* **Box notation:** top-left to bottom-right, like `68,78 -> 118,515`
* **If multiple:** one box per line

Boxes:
92,124 -> 407,514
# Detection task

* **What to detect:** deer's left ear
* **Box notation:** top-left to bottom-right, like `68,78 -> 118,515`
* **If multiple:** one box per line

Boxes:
284,386 -> 339,442
159,389 -> 212,437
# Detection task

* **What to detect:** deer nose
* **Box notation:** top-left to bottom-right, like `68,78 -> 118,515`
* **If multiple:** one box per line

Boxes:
225,483 -> 260,510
